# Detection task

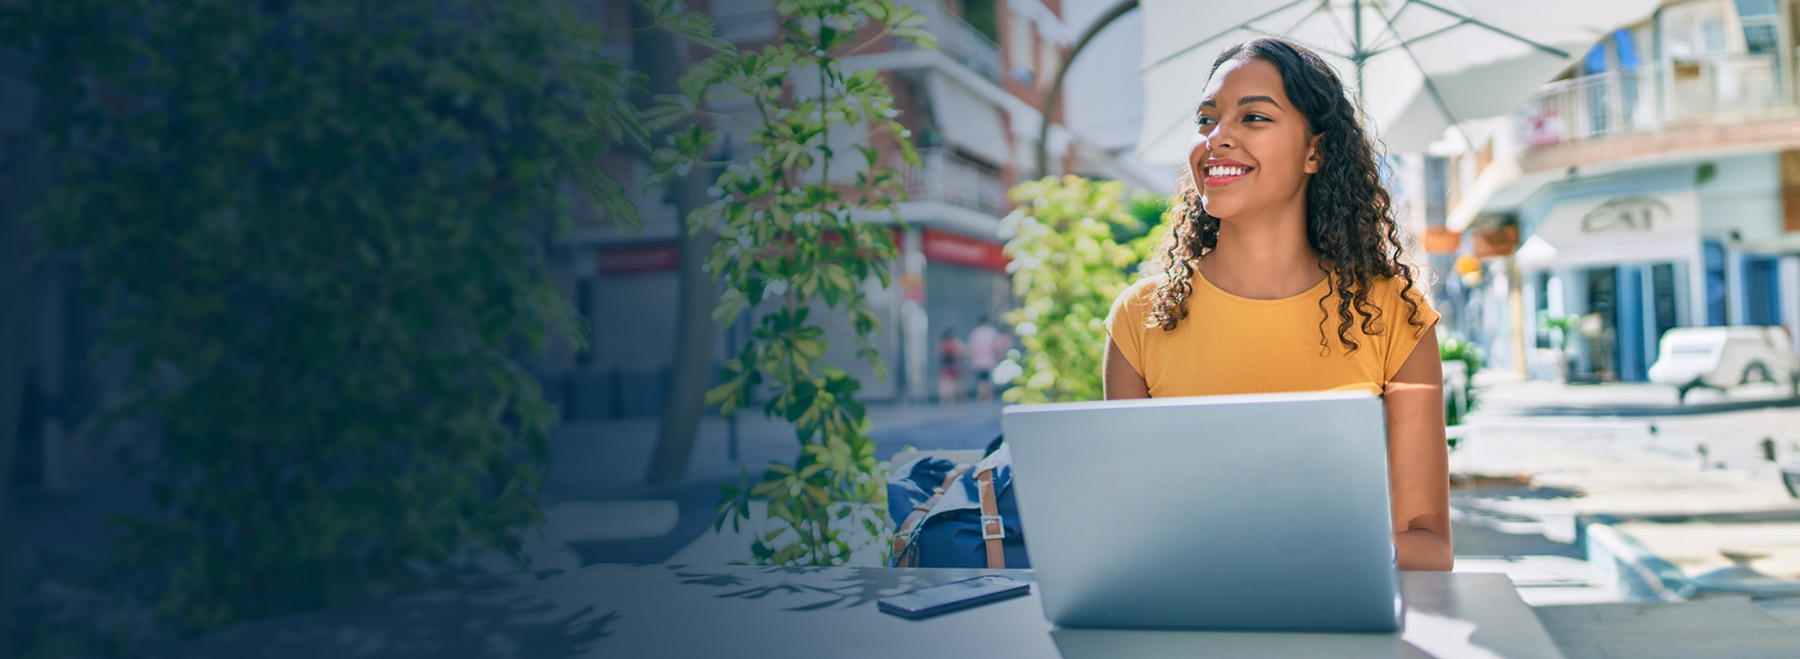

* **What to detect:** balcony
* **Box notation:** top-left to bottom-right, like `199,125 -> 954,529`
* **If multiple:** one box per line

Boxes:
1515,54 -> 1796,148
898,147 -> 1010,215
891,0 -> 1003,84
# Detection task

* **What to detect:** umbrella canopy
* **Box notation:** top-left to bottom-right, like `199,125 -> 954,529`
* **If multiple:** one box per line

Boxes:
1135,0 -> 1662,164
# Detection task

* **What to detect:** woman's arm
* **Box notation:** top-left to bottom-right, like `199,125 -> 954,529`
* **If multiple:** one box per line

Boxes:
1384,326 -> 1453,571
1104,336 -> 1150,400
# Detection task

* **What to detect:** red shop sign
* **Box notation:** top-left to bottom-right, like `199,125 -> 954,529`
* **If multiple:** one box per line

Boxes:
920,228 -> 1009,273
599,242 -> 680,274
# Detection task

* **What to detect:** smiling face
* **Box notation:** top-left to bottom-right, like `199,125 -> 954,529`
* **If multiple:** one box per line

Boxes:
1189,56 -> 1322,222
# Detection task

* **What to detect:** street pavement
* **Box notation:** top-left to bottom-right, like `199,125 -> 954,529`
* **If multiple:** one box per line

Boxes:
19,378 -> 1800,657
1450,375 -> 1800,658
535,400 -> 1004,568
551,378 -> 1800,658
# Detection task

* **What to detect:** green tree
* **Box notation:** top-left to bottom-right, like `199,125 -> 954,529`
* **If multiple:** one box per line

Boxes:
1000,176 -> 1149,404
654,0 -> 932,566
0,0 -> 681,633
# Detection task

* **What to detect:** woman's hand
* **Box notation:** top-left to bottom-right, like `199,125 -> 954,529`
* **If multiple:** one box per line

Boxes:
1384,326 -> 1454,571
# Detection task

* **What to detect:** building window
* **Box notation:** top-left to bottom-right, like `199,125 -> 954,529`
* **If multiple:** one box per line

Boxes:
1533,272 -> 1551,349
1008,15 -> 1034,83
713,0 -> 778,42
1650,263 -> 1679,354
1424,156 -> 1448,227
1038,36 -> 1060,87
1744,256 -> 1780,325
1704,241 -> 1729,326
961,0 -> 1000,42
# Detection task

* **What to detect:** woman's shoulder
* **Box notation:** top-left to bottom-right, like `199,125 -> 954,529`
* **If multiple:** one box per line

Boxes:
1108,273 -> 1167,322
1373,271 -> 1431,303
1365,272 -> 1439,325
1115,272 -> 1170,307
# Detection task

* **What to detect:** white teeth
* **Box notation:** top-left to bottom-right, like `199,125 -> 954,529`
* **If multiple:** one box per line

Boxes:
1207,166 -> 1247,177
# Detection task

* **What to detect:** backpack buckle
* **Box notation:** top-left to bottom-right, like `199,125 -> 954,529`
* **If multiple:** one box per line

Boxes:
980,515 -> 1005,540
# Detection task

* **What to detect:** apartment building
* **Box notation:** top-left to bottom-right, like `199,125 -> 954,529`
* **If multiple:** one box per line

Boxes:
558,0 -> 1164,417
1431,0 -> 1800,383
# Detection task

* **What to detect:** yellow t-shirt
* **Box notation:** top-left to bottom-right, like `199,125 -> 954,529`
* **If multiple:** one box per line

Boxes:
1105,271 -> 1440,397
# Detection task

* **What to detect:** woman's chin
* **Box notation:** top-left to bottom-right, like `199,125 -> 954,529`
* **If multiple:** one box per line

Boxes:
1199,197 -> 1241,219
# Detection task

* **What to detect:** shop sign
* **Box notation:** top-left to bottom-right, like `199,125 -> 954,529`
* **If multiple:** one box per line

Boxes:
599,242 -> 680,274
920,228 -> 1009,273
1579,196 -> 1671,235
1423,226 -> 1462,254
1472,225 -> 1517,259
1523,190 -> 1699,269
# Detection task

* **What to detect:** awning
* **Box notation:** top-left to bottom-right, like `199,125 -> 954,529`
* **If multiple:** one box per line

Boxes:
1133,0 -> 1662,163
926,71 -> 1012,167
1516,190 -> 1699,269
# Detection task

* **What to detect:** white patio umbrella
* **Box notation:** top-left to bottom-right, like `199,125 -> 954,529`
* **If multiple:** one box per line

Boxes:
1134,0 -> 1662,164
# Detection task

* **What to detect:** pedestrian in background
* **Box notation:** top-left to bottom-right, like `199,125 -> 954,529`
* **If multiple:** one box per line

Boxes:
937,328 -> 963,406
967,317 -> 1009,403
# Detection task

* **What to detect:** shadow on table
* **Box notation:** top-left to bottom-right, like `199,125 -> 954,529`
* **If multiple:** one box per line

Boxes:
159,581 -> 619,659
666,564 -> 951,611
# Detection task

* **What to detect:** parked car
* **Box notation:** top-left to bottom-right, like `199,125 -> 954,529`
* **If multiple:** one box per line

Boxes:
1648,326 -> 1800,403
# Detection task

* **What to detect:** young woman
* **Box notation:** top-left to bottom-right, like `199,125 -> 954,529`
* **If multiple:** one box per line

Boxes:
1103,38 -> 1452,571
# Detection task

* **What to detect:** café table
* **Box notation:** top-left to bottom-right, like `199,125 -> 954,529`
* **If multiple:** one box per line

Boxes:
571,563 -> 1565,658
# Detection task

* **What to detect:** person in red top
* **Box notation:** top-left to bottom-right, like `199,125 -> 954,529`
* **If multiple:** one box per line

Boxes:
937,328 -> 963,406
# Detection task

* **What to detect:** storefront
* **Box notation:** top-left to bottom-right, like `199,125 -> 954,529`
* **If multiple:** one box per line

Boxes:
1485,154 -> 1800,383
896,227 -> 1015,402
1516,187 -> 1699,382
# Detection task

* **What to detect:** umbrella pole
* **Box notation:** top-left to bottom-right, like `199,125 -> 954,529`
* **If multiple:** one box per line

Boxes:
1034,0 -> 1140,178
1354,0 -> 1365,104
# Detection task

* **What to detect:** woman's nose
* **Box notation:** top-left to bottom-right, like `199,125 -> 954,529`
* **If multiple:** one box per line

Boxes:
1204,122 -> 1233,149
1188,129 -> 1211,161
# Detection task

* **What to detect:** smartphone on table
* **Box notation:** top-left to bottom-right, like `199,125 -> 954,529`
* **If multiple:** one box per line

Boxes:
878,575 -> 1031,619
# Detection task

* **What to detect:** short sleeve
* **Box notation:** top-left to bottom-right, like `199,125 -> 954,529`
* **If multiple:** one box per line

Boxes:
1382,278 -> 1442,382
1105,279 -> 1150,378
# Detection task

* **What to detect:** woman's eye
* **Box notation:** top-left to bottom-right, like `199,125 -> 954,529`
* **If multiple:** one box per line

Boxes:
1244,113 -> 1270,122
1195,116 -> 1216,127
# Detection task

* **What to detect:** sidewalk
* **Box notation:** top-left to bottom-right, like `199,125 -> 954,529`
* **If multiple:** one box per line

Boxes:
1452,379 -> 1800,656
1473,374 -> 1800,416
529,400 -> 1006,568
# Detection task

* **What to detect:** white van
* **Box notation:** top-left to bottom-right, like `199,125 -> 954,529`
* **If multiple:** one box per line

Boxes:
1648,326 -> 1800,402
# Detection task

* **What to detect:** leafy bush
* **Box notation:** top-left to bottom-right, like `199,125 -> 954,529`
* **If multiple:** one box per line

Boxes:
999,176 -> 1149,404
1441,336 -> 1485,432
663,0 -> 933,566
2,0 -> 650,632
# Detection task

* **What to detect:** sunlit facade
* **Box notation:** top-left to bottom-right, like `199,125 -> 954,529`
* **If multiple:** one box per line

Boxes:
546,0 -> 1162,419
1432,0 -> 1800,383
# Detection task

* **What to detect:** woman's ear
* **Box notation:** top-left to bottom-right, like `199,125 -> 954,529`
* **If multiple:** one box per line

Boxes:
1303,133 -> 1324,174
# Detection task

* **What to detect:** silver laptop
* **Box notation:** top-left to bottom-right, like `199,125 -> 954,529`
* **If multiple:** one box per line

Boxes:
1001,391 -> 1402,633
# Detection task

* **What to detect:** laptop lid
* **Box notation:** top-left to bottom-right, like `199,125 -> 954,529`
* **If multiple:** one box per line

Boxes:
1002,391 -> 1401,632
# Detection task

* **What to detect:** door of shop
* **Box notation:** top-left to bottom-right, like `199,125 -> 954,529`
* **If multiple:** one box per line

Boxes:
1578,266 -> 1619,382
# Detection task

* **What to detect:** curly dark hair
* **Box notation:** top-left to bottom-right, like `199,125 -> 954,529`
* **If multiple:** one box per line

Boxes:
1146,37 -> 1430,354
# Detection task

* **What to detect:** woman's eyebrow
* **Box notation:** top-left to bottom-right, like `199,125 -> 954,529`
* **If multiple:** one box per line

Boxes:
1198,95 -> 1283,109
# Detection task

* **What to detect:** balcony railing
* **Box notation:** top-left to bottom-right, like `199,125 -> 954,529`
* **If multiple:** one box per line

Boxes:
1515,54 -> 1796,148
898,147 -> 1010,215
891,0 -> 1003,84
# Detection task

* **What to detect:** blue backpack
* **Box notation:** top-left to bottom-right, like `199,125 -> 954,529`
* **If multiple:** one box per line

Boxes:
886,437 -> 1030,569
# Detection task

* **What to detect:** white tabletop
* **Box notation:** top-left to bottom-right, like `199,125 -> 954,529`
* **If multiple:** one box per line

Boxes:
167,562 -> 1565,657
568,564 -> 1565,658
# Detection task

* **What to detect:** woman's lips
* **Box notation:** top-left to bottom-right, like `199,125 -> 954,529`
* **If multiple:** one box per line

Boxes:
1203,164 -> 1253,187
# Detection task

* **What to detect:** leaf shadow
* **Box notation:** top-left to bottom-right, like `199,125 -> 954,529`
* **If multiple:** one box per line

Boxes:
667,564 -> 953,613
157,582 -> 620,659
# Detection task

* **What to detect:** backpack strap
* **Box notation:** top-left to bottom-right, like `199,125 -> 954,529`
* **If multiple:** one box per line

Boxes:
976,462 -> 1005,569
891,463 -> 971,567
